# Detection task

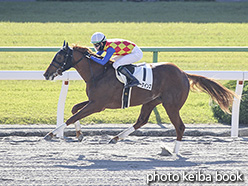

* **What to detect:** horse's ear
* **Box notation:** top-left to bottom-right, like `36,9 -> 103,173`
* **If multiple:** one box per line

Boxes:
66,42 -> 68,49
63,40 -> 66,47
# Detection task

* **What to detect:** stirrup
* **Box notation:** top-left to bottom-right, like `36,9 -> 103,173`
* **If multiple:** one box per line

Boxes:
124,80 -> 140,88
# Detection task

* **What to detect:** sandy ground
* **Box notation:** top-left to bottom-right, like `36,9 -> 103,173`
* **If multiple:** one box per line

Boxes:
0,134 -> 247,186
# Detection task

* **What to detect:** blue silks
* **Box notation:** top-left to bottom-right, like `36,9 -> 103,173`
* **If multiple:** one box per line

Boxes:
90,47 -> 115,66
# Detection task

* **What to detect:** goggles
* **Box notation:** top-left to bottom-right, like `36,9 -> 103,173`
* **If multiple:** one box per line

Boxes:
94,43 -> 101,48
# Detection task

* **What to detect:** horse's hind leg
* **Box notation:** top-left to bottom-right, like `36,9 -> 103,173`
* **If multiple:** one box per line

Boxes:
109,99 -> 161,144
163,103 -> 185,154
133,98 -> 161,130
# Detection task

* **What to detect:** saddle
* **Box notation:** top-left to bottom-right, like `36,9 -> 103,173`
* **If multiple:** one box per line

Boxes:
116,63 -> 153,91
115,63 -> 153,109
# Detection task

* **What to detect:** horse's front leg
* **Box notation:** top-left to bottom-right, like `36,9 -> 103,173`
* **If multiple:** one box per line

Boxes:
71,101 -> 89,142
44,101 -> 103,140
71,101 -> 89,114
66,101 -> 104,125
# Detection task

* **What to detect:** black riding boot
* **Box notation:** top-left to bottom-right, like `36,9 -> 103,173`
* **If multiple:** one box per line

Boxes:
117,66 -> 140,88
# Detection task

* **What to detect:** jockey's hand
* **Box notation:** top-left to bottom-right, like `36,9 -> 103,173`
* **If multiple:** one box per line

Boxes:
85,51 -> 91,59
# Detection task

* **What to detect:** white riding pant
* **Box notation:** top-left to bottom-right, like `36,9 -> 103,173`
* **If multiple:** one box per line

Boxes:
112,46 -> 143,69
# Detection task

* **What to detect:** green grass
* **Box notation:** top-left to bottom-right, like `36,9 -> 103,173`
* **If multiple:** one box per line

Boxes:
0,2 -> 247,23
0,2 -> 247,124
0,80 -> 218,124
1,22 -> 248,46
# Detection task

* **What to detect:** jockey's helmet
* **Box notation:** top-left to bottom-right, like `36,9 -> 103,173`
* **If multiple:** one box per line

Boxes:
91,32 -> 106,44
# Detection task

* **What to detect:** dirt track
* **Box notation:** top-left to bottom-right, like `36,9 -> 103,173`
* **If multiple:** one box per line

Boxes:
0,135 -> 247,186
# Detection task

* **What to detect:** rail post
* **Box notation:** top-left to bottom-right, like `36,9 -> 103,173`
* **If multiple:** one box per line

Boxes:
153,51 -> 158,63
231,80 -> 244,137
56,80 -> 69,137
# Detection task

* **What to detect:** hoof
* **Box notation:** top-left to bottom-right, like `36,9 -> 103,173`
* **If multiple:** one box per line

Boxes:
108,137 -> 118,144
159,147 -> 173,156
44,132 -> 54,141
76,131 -> 84,142
77,134 -> 84,142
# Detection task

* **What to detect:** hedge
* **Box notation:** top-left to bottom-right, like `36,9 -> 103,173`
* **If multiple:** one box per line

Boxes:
211,81 -> 248,125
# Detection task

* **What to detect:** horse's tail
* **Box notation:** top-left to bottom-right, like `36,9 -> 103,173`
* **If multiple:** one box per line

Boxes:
186,73 -> 238,114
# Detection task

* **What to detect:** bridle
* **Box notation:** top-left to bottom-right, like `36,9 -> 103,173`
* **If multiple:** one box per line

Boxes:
49,45 -> 109,86
51,46 -> 85,74
51,47 -> 72,72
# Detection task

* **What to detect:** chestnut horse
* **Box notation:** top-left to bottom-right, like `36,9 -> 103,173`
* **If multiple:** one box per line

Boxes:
43,42 -> 236,154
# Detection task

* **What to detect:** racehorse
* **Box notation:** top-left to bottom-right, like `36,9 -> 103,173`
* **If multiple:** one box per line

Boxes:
43,42 -> 237,154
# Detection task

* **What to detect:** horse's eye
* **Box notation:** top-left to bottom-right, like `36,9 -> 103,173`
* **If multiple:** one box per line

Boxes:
56,55 -> 63,62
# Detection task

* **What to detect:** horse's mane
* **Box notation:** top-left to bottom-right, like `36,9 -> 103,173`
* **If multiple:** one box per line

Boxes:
73,45 -> 114,64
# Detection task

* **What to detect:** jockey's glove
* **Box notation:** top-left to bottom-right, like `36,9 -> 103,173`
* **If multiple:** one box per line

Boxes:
85,51 -> 91,59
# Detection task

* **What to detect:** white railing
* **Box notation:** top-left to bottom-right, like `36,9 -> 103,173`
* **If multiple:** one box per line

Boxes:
0,70 -> 247,137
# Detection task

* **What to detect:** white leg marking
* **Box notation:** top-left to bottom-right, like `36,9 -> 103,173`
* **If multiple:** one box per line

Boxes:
75,121 -> 81,131
117,126 -> 135,140
53,123 -> 67,138
173,140 -> 181,154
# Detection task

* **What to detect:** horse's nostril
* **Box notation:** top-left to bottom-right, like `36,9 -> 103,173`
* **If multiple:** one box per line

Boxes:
43,73 -> 49,80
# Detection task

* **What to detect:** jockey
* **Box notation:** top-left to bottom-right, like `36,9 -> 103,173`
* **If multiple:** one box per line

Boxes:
89,32 -> 143,88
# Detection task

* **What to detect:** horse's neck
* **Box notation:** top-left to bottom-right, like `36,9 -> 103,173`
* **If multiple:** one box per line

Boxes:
74,57 -> 107,83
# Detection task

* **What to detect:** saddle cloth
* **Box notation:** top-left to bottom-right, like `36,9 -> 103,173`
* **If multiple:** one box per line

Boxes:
115,63 -> 153,91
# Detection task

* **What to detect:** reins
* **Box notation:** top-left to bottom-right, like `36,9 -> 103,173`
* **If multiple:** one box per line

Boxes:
86,57 -> 96,86
72,49 -> 109,86
72,54 -> 84,67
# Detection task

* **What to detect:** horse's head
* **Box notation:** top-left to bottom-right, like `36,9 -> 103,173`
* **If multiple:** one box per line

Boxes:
43,41 -> 73,80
